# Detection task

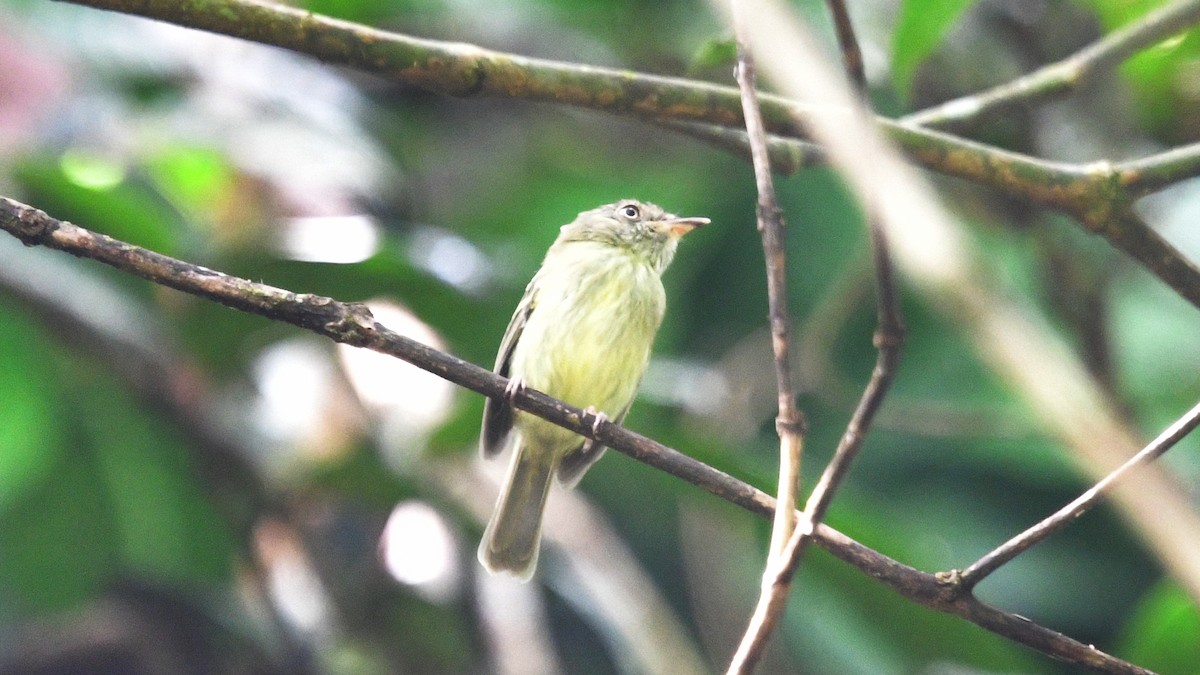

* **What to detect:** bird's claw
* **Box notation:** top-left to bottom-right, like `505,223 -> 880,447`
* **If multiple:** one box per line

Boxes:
583,406 -> 608,436
503,377 -> 527,404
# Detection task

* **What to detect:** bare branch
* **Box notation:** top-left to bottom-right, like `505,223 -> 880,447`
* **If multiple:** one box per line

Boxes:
804,0 -> 906,534
903,0 -> 1200,130
728,1 -> 909,670
1,195 -> 1159,672
726,13 -> 806,674
726,0 -> 1200,612
731,16 -> 807,568
822,0 -> 864,89
960,398 -> 1200,590
1118,142 -> 1200,197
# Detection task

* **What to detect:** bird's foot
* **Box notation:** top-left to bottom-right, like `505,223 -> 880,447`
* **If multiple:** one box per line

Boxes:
503,376 -> 527,404
583,406 -> 608,436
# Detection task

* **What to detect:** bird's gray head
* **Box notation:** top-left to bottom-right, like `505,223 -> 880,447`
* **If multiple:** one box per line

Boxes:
559,199 -> 709,272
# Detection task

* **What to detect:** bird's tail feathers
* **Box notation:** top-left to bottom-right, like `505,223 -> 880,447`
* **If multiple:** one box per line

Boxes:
477,440 -> 556,581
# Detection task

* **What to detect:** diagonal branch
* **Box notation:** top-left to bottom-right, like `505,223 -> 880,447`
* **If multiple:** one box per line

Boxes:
902,0 -> 1200,130
958,397 -> 1200,591
1117,141 -> 1200,196
0,195 -> 1153,673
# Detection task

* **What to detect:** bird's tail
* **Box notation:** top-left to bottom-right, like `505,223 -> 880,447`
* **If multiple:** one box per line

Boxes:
478,441 -> 556,581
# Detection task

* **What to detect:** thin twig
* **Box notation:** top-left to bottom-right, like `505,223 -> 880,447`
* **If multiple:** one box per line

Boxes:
805,0 -> 906,535
728,0 -> 1200,610
958,397 -> 1200,590
657,119 -> 824,175
1117,141 -> 1200,197
732,19 -> 806,563
726,7 -> 807,671
770,0 -> 910,600
822,0 -> 864,90
727,3 -> 908,669
902,0 -> 1200,130
0,195 -> 1154,673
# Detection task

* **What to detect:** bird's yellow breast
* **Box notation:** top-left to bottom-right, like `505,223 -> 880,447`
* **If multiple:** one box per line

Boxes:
509,241 -> 666,450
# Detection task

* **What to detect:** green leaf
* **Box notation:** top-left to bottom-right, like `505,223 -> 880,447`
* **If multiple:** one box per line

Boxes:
15,156 -> 184,258
79,379 -> 236,583
1117,581 -> 1200,674
0,443 -> 117,613
0,305 -> 66,511
891,0 -> 977,100
0,358 -> 237,615
689,38 -> 738,76
147,145 -> 236,227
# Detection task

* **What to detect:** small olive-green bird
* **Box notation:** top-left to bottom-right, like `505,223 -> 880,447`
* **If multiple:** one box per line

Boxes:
478,199 -> 708,580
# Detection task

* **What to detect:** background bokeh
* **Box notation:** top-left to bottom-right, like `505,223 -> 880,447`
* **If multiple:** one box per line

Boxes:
1,0 -> 1199,672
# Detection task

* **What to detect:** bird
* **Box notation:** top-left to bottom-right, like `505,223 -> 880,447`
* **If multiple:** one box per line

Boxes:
478,199 -> 708,580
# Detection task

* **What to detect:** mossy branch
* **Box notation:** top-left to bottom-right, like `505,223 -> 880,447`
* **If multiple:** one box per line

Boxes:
62,0 -> 1200,308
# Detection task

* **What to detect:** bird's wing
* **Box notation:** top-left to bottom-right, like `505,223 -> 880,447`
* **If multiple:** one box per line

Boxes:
556,402 -> 631,488
481,279 -> 538,457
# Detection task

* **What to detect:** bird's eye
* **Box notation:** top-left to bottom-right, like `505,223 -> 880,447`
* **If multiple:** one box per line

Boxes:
620,204 -> 640,219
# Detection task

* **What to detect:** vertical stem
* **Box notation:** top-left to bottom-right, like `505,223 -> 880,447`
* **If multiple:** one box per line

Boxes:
733,10 -> 806,564
726,1 -> 807,671
785,0 -> 906,564
729,2 -> 905,672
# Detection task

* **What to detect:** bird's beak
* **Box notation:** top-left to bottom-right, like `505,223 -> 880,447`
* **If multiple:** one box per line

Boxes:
663,216 -> 710,237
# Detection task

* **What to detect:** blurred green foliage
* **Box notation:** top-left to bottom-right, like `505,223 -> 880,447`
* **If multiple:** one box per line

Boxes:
1077,0 -> 1200,140
891,0 -> 976,99
1118,580 -> 1200,672
0,0 -> 1198,673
